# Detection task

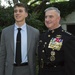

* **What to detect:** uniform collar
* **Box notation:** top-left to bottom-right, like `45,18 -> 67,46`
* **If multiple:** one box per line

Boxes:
48,26 -> 62,34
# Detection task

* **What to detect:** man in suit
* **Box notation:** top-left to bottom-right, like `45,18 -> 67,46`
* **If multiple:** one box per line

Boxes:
0,3 -> 39,75
38,7 -> 75,75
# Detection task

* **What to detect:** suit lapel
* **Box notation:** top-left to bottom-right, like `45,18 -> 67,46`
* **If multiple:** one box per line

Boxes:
10,25 -> 14,53
10,24 -> 32,54
27,25 -> 32,52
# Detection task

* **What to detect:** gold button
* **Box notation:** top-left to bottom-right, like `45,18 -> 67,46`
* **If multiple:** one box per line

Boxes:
42,50 -> 44,52
48,35 -> 50,37
45,42 -> 47,44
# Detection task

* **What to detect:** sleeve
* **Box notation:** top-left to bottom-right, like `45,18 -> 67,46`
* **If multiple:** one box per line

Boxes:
64,36 -> 75,75
0,30 -> 6,75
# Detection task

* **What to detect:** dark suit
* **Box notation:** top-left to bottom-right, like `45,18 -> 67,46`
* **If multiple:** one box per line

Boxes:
0,24 -> 39,75
38,26 -> 75,75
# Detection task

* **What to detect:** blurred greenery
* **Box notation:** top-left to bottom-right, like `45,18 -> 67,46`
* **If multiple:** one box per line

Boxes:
0,1 -> 75,32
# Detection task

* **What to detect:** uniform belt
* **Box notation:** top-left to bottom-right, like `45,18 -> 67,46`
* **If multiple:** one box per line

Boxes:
13,62 -> 28,66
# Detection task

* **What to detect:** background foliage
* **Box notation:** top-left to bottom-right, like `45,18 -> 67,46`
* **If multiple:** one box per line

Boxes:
0,1 -> 75,32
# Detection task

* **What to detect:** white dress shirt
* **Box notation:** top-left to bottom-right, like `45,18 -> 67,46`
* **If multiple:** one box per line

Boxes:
14,23 -> 28,63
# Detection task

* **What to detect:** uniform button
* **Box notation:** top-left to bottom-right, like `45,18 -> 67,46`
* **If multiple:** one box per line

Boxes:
54,65 -> 56,67
39,40 -> 42,42
45,42 -> 47,44
42,50 -> 44,52
41,58 -> 43,60
43,45 -> 45,47
48,35 -> 50,37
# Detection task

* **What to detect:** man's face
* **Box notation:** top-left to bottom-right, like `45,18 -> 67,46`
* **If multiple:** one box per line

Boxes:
14,6 -> 28,23
45,10 -> 60,30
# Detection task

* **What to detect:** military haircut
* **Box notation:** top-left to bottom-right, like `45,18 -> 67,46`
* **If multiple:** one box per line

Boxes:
44,7 -> 60,16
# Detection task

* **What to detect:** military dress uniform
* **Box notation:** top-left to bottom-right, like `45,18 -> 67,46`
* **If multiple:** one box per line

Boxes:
38,26 -> 75,75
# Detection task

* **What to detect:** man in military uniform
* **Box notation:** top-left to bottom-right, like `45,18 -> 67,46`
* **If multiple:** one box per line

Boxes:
38,7 -> 75,75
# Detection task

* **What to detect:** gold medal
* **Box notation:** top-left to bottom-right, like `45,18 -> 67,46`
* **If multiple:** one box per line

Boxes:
50,55 -> 55,61
51,51 -> 55,56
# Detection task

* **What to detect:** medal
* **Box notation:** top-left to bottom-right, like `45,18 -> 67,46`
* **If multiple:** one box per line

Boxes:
51,51 -> 55,56
50,55 -> 55,61
50,51 -> 55,61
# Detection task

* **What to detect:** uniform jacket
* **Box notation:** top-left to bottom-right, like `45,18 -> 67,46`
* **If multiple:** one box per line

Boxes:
38,26 -> 75,75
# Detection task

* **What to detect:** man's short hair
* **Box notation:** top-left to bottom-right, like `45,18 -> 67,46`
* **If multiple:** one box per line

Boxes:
44,7 -> 60,16
14,3 -> 28,13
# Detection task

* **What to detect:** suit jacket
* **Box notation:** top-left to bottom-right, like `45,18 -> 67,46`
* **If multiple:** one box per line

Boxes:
0,24 -> 39,75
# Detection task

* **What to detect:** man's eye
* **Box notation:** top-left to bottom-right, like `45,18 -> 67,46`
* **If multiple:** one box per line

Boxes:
19,10 -> 23,13
14,10 -> 23,13
49,15 -> 53,18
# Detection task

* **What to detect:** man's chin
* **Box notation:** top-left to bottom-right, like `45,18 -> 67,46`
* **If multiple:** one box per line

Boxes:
16,20 -> 22,22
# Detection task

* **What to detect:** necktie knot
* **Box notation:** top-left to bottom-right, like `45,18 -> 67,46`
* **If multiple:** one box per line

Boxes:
18,28 -> 21,32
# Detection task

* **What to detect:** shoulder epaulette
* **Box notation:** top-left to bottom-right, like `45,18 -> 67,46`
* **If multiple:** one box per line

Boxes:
65,31 -> 72,35
62,29 -> 72,35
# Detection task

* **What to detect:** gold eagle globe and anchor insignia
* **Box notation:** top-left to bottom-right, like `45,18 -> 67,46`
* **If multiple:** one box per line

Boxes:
48,35 -> 63,61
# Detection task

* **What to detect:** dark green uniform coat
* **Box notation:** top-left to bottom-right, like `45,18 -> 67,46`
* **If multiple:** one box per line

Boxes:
38,26 -> 75,75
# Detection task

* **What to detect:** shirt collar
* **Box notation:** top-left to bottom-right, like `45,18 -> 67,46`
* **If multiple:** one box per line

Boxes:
14,23 -> 26,31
